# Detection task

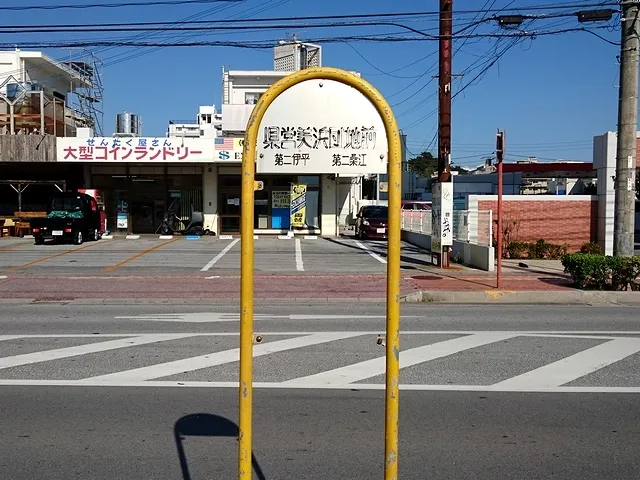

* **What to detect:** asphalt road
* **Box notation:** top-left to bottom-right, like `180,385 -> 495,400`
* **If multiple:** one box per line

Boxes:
0,236 -> 432,276
2,303 -> 640,479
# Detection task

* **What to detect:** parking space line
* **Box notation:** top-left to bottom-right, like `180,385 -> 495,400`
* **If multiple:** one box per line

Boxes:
4,241 -> 106,273
201,238 -> 239,272
354,240 -> 387,264
295,238 -> 304,271
104,238 -> 178,272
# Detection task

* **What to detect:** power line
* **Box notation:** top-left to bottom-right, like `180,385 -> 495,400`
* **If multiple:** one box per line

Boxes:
0,0 -> 243,11
0,1 -> 619,14
1,4 -> 620,30
2,27 -> 616,50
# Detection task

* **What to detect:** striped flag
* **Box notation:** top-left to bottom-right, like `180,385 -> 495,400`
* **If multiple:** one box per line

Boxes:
214,137 -> 234,150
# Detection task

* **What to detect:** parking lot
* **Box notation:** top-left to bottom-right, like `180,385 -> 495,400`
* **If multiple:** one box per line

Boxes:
0,235 -> 435,277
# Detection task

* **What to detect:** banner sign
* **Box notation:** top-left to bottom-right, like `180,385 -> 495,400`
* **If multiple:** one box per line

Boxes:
290,184 -> 307,227
57,137 -> 243,163
431,181 -> 454,254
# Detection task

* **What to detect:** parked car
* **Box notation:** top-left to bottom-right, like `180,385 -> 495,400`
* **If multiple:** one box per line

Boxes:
30,192 -> 103,245
355,205 -> 388,240
401,200 -> 432,211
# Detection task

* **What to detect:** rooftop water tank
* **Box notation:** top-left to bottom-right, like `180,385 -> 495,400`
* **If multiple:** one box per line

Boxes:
116,112 -> 140,136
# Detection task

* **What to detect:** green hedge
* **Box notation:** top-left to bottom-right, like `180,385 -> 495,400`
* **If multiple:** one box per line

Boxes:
505,239 -> 568,260
561,253 -> 640,290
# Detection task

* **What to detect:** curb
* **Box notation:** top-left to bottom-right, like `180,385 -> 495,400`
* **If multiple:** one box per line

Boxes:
400,290 -> 640,305
0,297 -> 386,305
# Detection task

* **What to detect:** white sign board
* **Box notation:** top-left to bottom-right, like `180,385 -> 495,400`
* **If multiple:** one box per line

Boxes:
256,79 -> 388,175
431,181 -> 454,254
57,137 -> 217,163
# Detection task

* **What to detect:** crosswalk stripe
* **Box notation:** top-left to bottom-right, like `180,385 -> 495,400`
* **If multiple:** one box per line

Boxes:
85,332 -> 364,382
284,332 -> 518,386
0,335 -> 24,341
493,337 -> 640,388
0,334 -> 196,370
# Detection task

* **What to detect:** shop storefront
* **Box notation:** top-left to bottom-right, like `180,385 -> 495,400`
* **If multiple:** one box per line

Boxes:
56,135 -> 346,236
89,163 -> 203,234
217,173 -> 321,235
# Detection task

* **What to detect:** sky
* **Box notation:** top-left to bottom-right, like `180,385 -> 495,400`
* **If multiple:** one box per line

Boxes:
2,0 -> 623,168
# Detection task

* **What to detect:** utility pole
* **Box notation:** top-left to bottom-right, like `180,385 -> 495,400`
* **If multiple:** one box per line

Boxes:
438,0 -> 453,268
614,0 -> 639,257
438,0 -> 452,181
496,130 -> 505,289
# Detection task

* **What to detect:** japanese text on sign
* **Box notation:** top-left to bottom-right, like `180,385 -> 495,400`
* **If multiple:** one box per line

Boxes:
263,126 -> 378,150
290,184 -> 307,227
57,137 -> 212,163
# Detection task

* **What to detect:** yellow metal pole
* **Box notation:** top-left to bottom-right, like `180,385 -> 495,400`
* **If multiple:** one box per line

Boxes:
382,92 -> 402,480
237,67 -> 402,480
239,109 -> 256,479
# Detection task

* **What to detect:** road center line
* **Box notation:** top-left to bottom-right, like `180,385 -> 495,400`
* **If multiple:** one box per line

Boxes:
201,238 -> 239,271
355,240 -> 387,264
104,238 -> 178,272
86,332 -> 363,381
295,238 -> 304,271
285,332 -> 517,386
493,337 -> 640,388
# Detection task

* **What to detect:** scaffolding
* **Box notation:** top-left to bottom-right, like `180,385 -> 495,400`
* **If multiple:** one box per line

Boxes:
0,49 -> 104,137
65,49 -> 104,136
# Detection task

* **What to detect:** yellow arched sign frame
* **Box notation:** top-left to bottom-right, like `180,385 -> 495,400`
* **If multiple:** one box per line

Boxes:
239,67 -> 402,480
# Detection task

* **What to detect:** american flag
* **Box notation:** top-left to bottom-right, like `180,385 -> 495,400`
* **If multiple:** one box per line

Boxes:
215,137 -> 234,150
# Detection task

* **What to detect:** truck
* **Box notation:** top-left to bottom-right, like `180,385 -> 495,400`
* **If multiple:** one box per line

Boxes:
30,192 -> 103,245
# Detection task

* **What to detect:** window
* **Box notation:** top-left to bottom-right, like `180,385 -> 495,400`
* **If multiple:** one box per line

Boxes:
245,92 -> 262,105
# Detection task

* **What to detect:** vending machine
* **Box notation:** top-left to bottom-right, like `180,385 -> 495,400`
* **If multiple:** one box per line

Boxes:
78,188 -> 107,234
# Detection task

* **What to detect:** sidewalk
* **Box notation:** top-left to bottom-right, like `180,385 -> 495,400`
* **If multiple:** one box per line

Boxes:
406,259 -> 572,292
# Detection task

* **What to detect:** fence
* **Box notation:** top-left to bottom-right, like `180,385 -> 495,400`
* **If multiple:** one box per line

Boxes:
401,209 -> 493,247
400,210 -> 431,236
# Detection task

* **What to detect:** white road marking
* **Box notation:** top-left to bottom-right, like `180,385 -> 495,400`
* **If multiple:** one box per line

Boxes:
0,334 -> 195,370
0,335 -> 24,341
0,275 -> 8,279
114,313 -> 277,323
0,379 -> 638,393
494,337 -> 640,388
200,238 -> 239,271
7,331 -> 640,338
86,332 -> 363,381
285,332 -> 516,386
355,240 -> 387,264
294,238 -> 304,272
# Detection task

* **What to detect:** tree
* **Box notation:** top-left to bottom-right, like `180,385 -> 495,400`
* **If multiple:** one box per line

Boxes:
407,151 -> 438,177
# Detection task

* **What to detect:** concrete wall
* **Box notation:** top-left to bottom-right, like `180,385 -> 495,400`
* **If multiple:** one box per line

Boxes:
401,229 -> 495,272
593,132 -> 617,255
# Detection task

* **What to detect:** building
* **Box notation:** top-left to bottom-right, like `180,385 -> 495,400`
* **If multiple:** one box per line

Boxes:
49,40 -> 384,236
167,105 -> 221,139
0,48 -> 102,217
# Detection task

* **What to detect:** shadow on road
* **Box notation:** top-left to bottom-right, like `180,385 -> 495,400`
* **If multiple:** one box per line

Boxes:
323,237 -> 434,268
174,413 -> 267,480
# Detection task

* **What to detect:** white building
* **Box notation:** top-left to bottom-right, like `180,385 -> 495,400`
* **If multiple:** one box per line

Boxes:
0,48 -> 99,137
167,105 -> 221,139
54,41 -> 381,236
202,41 -> 364,236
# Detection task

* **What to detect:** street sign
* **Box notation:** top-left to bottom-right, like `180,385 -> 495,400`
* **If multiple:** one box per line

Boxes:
240,67 -> 402,480
256,79 -> 388,175
431,181 -> 454,256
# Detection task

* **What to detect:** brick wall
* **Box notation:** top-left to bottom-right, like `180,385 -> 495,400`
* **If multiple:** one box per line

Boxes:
475,196 -> 598,251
